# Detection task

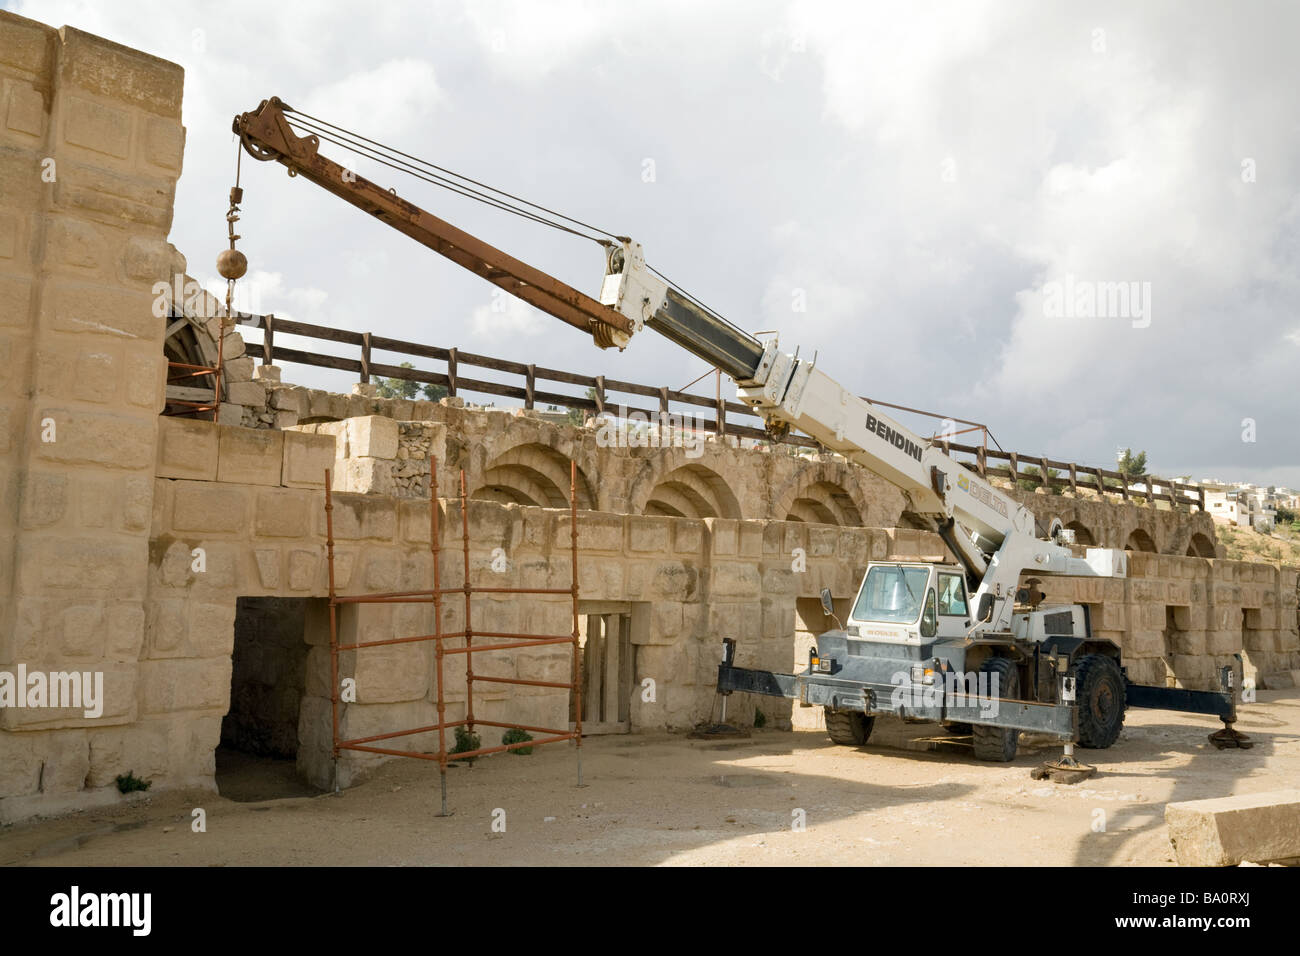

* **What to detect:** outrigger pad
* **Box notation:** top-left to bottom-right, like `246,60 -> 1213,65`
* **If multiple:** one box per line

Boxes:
688,722 -> 750,740
1208,725 -> 1254,750
1031,755 -> 1098,784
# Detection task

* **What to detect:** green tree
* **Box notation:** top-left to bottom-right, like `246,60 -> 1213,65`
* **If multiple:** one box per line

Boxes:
1017,465 -> 1063,494
375,362 -> 447,402
1117,448 -> 1148,478
1276,506 -> 1296,525
375,361 -> 420,400
566,386 -> 597,426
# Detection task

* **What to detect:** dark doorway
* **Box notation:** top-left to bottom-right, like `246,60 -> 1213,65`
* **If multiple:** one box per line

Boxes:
218,597 -> 322,801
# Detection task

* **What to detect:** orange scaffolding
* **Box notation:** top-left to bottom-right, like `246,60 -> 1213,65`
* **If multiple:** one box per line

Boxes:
323,456 -> 584,815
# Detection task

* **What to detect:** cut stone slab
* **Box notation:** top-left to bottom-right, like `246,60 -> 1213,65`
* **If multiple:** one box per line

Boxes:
1165,789 -> 1300,866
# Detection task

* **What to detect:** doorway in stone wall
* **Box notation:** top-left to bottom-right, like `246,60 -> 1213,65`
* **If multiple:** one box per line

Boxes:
792,595 -> 850,730
572,601 -> 639,735
217,597 -> 326,801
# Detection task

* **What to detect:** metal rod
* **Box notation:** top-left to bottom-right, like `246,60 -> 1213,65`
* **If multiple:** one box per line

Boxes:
335,629 -> 576,651
442,637 -> 575,654
471,675 -> 576,689
431,455 -> 450,816
461,469 -> 474,731
325,468 -> 340,791
571,459 -> 584,787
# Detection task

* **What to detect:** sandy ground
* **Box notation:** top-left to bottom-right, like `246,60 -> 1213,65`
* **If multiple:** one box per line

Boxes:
3,691 -> 1298,866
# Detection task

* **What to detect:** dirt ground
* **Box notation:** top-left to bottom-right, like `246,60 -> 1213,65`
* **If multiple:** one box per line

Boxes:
3,691 -> 1298,866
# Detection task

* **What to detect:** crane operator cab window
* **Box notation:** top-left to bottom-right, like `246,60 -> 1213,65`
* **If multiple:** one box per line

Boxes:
937,572 -> 968,617
853,565 -> 930,624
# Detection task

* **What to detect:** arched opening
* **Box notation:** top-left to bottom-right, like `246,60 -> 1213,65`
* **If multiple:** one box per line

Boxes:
471,443 -> 594,510
897,510 -> 931,531
1186,532 -> 1216,558
786,498 -> 839,525
644,464 -> 742,520
1065,520 -> 1096,546
163,312 -> 220,418
1125,528 -> 1158,553
783,479 -> 864,527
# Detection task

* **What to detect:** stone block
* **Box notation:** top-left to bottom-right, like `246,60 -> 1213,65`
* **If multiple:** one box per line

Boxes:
652,561 -> 696,601
171,481 -> 247,533
34,407 -> 155,470
353,643 -> 429,704
224,380 -> 266,408
333,458 -> 393,496
144,116 -> 184,170
628,516 -> 669,553
156,416 -> 218,480
139,658 -> 231,715
20,470 -> 67,528
346,415 -> 398,459
254,487 -> 311,538
283,430 -> 335,488
19,534 -> 143,592
63,94 -> 131,158
673,520 -> 704,554
288,549 -> 322,590
216,425 -> 283,486
1165,790 -> 1300,866
6,81 -> 44,137
59,26 -> 184,118
577,514 -> 623,552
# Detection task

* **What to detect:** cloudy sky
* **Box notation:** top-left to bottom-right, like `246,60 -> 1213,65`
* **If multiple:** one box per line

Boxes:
12,0 -> 1299,487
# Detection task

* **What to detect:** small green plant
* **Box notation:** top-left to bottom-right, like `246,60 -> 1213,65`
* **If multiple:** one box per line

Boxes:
502,727 -> 534,755
115,771 -> 151,794
753,708 -> 767,729
450,726 -> 481,765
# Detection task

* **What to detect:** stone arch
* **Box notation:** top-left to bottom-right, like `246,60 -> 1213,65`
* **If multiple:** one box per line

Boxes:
1186,531 -> 1216,558
642,463 -> 742,520
1065,520 -> 1096,546
773,465 -> 868,527
897,510 -> 931,531
1125,528 -> 1158,553
471,442 -> 595,510
162,276 -> 251,417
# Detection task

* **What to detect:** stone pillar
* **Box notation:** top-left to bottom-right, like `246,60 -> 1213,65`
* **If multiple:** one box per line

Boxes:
0,13 -> 185,819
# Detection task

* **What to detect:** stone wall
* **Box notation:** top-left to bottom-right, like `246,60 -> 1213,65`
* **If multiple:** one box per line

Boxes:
0,12 -> 184,821
5,412 -> 1295,820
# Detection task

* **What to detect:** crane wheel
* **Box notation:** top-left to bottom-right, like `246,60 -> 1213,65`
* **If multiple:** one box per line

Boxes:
825,709 -> 874,747
972,657 -> 1020,762
1074,653 -> 1126,749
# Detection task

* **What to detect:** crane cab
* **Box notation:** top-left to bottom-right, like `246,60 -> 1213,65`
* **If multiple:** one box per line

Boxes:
843,562 -> 972,646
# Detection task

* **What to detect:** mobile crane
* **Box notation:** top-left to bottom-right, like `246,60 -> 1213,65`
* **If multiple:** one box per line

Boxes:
232,97 -> 1251,775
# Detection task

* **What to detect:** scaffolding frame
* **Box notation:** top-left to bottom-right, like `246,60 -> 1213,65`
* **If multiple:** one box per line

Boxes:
323,456 -> 584,815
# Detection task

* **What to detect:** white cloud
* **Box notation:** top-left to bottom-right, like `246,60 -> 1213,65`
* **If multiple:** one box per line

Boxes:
13,0 -> 1298,486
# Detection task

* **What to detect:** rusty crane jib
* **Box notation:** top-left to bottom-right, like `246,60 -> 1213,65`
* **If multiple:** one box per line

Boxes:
232,96 -> 634,349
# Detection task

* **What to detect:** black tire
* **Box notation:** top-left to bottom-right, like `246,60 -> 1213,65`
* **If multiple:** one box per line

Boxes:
1074,653 -> 1125,749
972,657 -> 1020,762
825,708 -> 874,746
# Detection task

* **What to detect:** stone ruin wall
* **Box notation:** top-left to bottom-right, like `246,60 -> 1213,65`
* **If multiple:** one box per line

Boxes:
1,12 -> 1296,824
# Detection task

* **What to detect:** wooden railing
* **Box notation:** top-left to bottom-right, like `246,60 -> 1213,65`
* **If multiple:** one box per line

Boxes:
236,311 -> 1206,511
